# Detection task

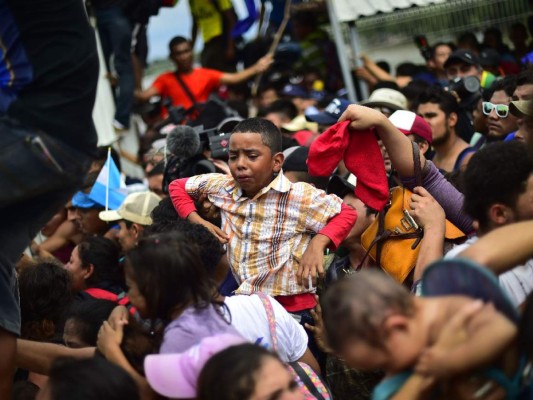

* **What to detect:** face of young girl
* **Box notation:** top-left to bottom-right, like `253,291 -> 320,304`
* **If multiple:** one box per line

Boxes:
250,357 -> 303,400
124,265 -> 148,318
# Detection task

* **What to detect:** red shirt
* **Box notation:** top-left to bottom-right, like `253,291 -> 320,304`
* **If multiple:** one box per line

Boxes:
152,68 -> 224,110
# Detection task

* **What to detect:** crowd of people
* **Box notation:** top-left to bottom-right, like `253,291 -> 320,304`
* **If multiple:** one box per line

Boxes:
1,0 -> 533,399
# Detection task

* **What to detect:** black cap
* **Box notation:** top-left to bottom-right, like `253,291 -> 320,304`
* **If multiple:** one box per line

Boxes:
326,174 -> 357,199
283,146 -> 308,172
444,49 -> 480,69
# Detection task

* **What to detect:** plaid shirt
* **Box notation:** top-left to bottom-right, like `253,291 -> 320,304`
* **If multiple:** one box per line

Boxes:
185,171 -> 342,296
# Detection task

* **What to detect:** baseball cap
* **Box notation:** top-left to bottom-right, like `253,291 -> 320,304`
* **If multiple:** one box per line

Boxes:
281,115 -> 318,133
326,173 -> 357,199
305,98 -> 352,125
99,191 -> 161,225
71,191 -> 103,209
389,110 -> 433,144
144,334 -> 245,399
360,88 -> 408,111
283,146 -> 309,172
509,100 -> 532,118
281,84 -> 309,99
443,49 -> 480,69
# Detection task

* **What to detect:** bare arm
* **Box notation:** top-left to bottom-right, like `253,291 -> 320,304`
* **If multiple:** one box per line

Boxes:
409,187 -> 446,281
38,220 -> 78,253
459,221 -> 533,275
416,304 -> 517,378
220,54 -> 273,85
134,86 -> 160,103
16,340 -> 94,374
360,54 -> 397,83
338,105 -> 426,177
222,9 -> 237,61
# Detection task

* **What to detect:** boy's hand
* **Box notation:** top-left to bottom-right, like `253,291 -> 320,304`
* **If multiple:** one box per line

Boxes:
415,300 -> 484,378
197,193 -> 220,221
188,211 -> 228,244
297,234 -> 330,288
408,187 -> 446,231
338,104 -> 388,131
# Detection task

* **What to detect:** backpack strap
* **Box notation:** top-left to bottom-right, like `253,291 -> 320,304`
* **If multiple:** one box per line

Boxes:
453,146 -> 476,172
289,362 -> 327,400
256,293 -> 278,352
84,288 -> 119,302
173,72 -> 197,107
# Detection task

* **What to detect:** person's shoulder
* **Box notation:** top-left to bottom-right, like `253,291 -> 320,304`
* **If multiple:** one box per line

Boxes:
154,71 -> 176,83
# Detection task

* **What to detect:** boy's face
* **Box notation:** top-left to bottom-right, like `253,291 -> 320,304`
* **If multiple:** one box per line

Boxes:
228,132 -> 283,198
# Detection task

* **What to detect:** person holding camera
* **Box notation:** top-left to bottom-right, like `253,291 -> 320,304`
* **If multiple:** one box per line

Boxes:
444,49 -> 497,89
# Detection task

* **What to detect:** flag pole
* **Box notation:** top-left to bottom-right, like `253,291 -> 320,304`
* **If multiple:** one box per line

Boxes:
105,147 -> 111,211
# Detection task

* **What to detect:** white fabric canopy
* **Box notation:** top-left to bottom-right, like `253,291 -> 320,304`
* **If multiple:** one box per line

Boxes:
331,0 -> 446,23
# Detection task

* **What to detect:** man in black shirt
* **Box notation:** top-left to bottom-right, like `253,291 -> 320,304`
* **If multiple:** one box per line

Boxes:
0,0 -> 98,396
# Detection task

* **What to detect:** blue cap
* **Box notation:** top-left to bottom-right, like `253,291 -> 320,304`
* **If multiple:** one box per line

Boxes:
281,84 -> 309,99
72,191 -> 103,209
305,98 -> 352,125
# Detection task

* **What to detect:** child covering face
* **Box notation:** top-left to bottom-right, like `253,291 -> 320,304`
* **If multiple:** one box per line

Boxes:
322,270 -> 520,399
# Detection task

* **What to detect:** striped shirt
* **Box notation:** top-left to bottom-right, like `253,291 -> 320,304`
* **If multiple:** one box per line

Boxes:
184,172 -> 343,296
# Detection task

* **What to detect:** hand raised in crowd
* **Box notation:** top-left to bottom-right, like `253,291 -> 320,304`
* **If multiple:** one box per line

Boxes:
97,319 -> 127,359
304,296 -> 333,354
297,234 -> 330,288
254,53 -> 274,74
338,104 -> 388,131
408,187 -> 446,231
415,300 -> 485,378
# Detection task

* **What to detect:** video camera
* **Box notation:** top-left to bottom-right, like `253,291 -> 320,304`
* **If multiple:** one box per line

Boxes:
414,35 -> 432,62
448,75 -> 481,111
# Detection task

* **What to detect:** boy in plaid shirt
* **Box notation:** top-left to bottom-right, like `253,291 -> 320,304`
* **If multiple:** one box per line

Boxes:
170,118 -> 356,312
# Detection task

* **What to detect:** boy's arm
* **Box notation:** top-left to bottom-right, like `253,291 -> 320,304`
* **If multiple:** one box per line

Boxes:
168,177 -> 228,243
416,304 -> 517,379
298,202 -> 357,287
317,202 -> 358,249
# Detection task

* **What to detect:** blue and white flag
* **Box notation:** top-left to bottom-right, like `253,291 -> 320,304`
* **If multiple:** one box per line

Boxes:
89,149 -> 127,210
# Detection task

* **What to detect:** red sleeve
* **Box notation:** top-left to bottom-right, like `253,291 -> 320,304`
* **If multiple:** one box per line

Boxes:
169,178 -> 197,218
318,202 -> 357,250
205,68 -> 224,90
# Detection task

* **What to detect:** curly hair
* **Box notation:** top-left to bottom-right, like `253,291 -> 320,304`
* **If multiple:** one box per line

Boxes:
19,260 -> 72,341
463,141 -> 533,230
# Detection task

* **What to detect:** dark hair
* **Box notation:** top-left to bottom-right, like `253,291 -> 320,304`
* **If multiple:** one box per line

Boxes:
168,36 -> 189,53
463,142 -> 533,230
457,32 -> 481,53
520,293 -> 533,360
125,232 -> 219,320
64,299 -> 117,347
145,216 -> 223,276
12,381 -> 39,400
120,316 -> 162,376
232,117 -> 283,154
516,69 -> 533,87
401,80 -> 430,109
148,196 -> 183,231
19,260 -> 72,341
260,99 -> 298,121
376,60 -> 391,74
429,42 -> 455,59
416,86 -> 459,116
48,357 -> 139,400
396,62 -> 421,77
321,270 -> 414,352
77,236 -> 123,289
486,75 -> 517,98
197,344 -> 283,400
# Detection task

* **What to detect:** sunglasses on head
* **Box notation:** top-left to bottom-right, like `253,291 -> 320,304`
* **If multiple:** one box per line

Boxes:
482,102 -> 509,118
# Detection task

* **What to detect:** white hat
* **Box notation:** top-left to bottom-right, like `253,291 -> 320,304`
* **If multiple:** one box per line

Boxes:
99,191 -> 161,226
361,88 -> 408,111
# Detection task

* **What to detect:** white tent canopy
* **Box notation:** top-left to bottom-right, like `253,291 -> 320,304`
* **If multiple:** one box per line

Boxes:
330,0 -> 445,23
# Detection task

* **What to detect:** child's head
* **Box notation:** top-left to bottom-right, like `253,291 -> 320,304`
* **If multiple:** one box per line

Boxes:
321,270 -> 424,373
229,118 -> 284,198
197,344 -> 303,400
124,232 -> 216,320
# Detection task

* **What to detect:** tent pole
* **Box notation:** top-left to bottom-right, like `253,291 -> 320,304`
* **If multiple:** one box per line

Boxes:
348,21 -> 369,101
325,0 -> 356,102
